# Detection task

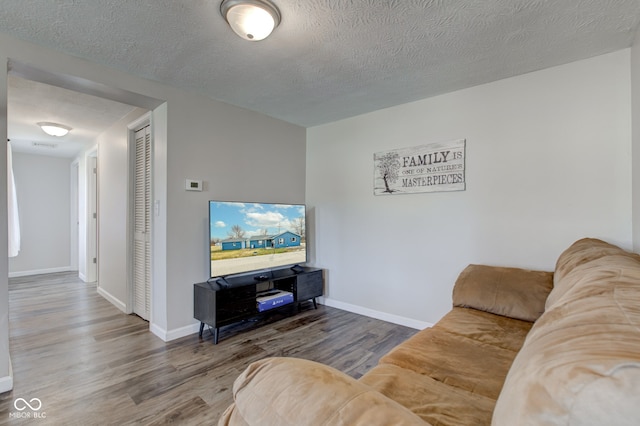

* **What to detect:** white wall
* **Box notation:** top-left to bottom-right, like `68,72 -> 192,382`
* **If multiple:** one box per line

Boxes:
8,153 -> 72,276
307,50 -> 632,327
632,30 -> 640,252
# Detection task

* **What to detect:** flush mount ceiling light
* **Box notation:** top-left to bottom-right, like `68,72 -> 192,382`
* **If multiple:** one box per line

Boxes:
220,0 -> 281,41
38,122 -> 71,137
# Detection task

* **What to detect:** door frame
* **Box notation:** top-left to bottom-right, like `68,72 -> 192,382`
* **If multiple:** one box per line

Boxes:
70,160 -> 79,272
86,150 -> 98,283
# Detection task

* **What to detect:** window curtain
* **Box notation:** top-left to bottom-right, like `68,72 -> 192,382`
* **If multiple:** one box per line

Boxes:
7,141 -> 20,257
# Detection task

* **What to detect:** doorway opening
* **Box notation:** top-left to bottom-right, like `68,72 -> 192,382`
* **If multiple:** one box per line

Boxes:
7,61 -> 164,321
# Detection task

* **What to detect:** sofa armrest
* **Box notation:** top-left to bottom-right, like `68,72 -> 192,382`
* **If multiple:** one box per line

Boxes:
218,357 -> 428,426
452,264 -> 553,322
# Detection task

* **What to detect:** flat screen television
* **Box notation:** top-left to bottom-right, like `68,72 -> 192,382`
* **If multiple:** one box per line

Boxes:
209,201 -> 307,278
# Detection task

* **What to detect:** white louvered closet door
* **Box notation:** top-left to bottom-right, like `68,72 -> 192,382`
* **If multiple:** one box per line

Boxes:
133,125 -> 151,320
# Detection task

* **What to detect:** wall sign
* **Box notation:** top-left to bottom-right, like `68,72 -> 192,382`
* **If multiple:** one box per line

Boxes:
374,139 -> 466,195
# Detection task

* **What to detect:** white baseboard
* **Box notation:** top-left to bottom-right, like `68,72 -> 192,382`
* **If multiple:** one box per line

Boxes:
149,322 -> 167,342
96,286 -> 127,313
150,322 -> 200,342
8,266 -> 73,278
152,300 -> 431,343
0,358 -> 13,393
319,297 -> 432,330
149,298 -> 431,343
149,323 -> 167,341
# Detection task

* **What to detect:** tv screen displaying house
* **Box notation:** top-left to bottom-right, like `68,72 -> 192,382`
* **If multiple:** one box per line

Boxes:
209,201 -> 307,277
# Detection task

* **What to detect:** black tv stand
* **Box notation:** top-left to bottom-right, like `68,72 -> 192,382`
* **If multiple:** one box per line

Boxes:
194,266 -> 323,344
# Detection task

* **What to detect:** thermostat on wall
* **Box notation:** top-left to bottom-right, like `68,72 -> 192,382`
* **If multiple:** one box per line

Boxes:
185,179 -> 202,191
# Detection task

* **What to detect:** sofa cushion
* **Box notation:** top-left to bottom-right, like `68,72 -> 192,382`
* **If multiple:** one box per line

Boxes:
360,363 -> 495,426
435,307 -> 534,353
219,404 -> 249,426
453,264 -> 553,322
492,251 -> 640,425
221,357 -> 428,426
553,237 -> 637,288
378,308 -> 531,401
546,253 -> 635,310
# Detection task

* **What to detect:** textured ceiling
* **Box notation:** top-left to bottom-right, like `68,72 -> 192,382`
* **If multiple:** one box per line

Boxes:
1,0 -> 640,128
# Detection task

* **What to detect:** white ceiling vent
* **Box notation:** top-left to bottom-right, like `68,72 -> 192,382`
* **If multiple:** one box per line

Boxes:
32,141 -> 58,149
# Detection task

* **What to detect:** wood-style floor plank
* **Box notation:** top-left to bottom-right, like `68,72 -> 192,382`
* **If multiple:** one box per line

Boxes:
0,272 -> 416,425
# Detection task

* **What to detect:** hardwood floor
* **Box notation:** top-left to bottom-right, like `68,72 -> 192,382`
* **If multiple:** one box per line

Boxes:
0,272 -> 416,425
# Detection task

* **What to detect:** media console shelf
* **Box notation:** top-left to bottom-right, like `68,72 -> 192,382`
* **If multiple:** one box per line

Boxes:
194,266 -> 323,344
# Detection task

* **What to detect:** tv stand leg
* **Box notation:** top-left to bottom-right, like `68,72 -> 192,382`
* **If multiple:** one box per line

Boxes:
199,322 -> 205,337
313,298 -> 317,309
214,327 -> 219,344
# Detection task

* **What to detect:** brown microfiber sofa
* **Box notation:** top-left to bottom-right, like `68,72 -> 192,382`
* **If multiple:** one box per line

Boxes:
218,238 -> 640,425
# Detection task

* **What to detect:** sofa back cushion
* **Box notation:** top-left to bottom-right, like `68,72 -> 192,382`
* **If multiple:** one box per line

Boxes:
548,238 -> 640,311
553,238 -> 635,286
453,264 -> 553,322
492,246 -> 640,425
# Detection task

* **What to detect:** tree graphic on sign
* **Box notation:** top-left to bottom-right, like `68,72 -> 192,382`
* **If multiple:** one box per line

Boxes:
376,152 -> 401,193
